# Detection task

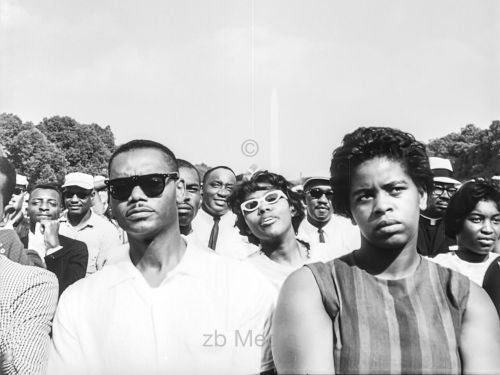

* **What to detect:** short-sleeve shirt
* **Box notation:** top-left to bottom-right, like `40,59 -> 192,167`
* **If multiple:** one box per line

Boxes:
48,237 -> 276,374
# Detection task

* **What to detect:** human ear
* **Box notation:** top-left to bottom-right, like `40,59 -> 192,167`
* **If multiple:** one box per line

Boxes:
418,187 -> 428,211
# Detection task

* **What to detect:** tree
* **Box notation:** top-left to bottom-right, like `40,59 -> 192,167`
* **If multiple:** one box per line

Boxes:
0,113 -> 35,152
426,122 -> 500,180
8,128 -> 68,185
37,116 -> 115,176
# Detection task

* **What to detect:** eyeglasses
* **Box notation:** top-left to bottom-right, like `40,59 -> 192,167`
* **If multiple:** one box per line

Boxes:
105,173 -> 179,201
240,190 -> 287,213
63,190 -> 91,200
433,185 -> 458,197
13,187 -> 26,195
307,188 -> 334,200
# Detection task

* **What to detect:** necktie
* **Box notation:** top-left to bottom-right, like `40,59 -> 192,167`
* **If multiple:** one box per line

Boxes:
208,216 -> 221,250
318,228 -> 325,243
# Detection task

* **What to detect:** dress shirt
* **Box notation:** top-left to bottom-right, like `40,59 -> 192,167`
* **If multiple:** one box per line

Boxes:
191,209 -> 257,260
297,214 -> 361,261
59,210 -> 122,275
0,255 -> 58,375
48,237 -> 276,375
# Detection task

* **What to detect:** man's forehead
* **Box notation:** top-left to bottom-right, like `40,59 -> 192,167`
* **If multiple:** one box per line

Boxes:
179,167 -> 200,184
205,168 -> 235,183
433,181 -> 456,187
110,148 -> 174,175
307,182 -> 331,190
30,188 -> 61,201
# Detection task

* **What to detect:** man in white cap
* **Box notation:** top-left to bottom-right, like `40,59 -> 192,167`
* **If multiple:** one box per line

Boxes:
58,172 -> 121,274
297,177 -> 360,260
418,157 -> 460,256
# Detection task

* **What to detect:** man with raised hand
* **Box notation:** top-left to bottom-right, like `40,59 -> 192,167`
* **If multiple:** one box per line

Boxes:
48,140 -> 275,374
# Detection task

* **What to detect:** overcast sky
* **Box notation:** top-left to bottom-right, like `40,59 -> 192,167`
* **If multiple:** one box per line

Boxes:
1,0 -> 499,179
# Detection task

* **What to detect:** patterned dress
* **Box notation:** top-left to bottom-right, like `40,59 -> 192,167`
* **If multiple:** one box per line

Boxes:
306,253 -> 469,374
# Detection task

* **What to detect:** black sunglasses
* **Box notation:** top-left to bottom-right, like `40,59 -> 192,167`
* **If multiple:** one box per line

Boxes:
63,190 -> 91,200
105,173 -> 179,201
13,187 -> 26,195
307,187 -> 334,200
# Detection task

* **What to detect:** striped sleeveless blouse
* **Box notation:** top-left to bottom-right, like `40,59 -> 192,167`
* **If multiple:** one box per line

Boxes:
306,253 -> 470,374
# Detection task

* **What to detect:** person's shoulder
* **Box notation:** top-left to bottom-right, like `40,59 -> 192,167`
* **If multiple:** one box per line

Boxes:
0,255 -> 58,293
59,234 -> 88,251
189,240 -> 274,290
62,261 -> 129,297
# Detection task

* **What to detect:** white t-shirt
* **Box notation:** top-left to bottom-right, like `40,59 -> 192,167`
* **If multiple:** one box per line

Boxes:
429,252 -> 500,285
48,237 -> 276,375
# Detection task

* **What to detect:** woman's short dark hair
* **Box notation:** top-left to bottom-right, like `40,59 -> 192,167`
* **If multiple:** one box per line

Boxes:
444,179 -> 500,238
227,171 -> 305,246
330,127 -> 433,219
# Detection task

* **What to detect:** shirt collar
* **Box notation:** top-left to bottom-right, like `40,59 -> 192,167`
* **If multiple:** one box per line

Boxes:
109,235 -> 204,288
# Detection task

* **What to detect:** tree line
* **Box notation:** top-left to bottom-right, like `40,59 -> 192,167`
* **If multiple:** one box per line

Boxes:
1,112 -> 499,185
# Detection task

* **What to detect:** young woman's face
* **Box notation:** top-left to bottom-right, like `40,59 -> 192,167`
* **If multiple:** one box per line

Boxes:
457,199 -> 500,255
349,156 -> 427,250
242,188 -> 294,243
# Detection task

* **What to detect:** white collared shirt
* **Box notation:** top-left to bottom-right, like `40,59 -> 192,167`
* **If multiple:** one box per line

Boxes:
59,210 -> 122,275
297,214 -> 361,261
48,237 -> 276,375
191,209 -> 258,260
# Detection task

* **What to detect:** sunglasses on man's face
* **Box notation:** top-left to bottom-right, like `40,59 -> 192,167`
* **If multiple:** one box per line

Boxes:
105,173 -> 179,202
240,190 -> 288,213
13,187 -> 26,195
307,188 -> 334,200
63,190 -> 91,200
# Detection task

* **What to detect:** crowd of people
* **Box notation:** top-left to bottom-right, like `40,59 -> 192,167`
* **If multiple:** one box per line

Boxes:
1,126 -> 500,374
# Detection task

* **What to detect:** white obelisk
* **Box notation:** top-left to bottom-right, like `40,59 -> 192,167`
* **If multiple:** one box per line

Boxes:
270,88 -> 280,172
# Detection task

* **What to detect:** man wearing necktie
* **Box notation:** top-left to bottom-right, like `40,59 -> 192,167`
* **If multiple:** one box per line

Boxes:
191,166 -> 257,259
297,177 -> 360,261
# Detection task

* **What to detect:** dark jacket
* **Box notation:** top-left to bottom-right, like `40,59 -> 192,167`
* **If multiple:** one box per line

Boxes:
417,215 -> 456,257
20,233 -> 88,296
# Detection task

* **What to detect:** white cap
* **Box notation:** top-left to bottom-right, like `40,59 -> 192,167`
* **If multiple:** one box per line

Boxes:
93,175 -> 107,190
429,157 -> 460,185
62,172 -> 94,190
16,174 -> 28,186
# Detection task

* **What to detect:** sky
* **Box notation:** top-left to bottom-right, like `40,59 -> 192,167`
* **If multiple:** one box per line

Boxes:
1,0 -> 499,180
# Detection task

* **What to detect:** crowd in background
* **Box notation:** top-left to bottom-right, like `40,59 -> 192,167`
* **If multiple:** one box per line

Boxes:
1,126 -> 500,374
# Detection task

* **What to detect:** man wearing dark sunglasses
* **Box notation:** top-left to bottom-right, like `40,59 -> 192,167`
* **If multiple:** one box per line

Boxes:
418,157 -> 460,256
58,172 -> 121,275
49,140 -> 276,375
297,177 -> 360,260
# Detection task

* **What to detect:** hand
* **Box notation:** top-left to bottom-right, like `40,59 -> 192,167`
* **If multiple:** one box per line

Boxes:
1,203 -> 25,229
40,220 -> 60,250
0,349 -> 13,375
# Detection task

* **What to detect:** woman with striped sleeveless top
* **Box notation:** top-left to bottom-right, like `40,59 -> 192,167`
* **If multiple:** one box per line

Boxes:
273,127 -> 500,374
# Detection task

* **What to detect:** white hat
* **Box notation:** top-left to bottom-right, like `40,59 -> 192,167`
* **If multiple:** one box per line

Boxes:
93,175 -> 107,190
62,172 -> 94,190
429,157 -> 460,185
303,177 -> 330,191
16,174 -> 28,186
